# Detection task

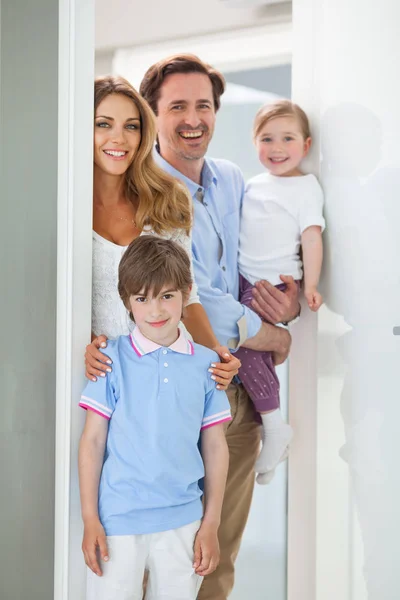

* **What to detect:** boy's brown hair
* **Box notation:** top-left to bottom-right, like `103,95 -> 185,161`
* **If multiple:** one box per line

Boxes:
253,99 -> 311,141
118,236 -> 192,312
139,54 -> 226,114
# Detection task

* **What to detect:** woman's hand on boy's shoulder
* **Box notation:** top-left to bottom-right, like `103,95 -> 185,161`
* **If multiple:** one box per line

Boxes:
82,517 -> 109,576
209,346 -> 241,391
85,334 -> 112,381
193,522 -> 220,576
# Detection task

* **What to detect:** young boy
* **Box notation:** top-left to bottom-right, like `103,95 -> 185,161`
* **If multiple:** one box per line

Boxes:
236,100 -> 325,484
78,235 -> 231,600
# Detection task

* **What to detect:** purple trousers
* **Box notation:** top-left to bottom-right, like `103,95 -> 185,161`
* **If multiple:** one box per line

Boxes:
235,276 -> 284,413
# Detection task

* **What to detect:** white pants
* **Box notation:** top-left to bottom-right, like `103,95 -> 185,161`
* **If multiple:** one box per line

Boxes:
86,520 -> 203,600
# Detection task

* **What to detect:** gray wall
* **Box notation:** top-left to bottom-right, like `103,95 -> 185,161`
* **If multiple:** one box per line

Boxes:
0,1 -> 58,598
95,49 -> 114,76
225,64 -> 291,97
209,64 -> 291,181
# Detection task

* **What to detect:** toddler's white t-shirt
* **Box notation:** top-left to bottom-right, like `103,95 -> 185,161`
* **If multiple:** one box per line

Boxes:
239,172 -> 325,286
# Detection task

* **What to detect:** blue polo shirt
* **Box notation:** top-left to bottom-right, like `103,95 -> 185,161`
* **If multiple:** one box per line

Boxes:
154,152 -> 262,349
79,326 -> 231,536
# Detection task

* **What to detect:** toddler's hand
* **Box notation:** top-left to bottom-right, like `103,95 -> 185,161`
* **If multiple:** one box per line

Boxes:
193,523 -> 220,576
82,518 -> 108,576
305,289 -> 323,312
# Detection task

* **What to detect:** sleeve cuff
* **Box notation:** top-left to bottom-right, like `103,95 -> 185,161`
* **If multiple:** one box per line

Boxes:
201,409 -> 232,430
227,309 -> 262,350
79,396 -> 112,420
301,216 -> 326,233
282,304 -> 302,327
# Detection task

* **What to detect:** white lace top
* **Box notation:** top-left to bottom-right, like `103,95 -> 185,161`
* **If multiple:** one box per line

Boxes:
92,227 -> 200,340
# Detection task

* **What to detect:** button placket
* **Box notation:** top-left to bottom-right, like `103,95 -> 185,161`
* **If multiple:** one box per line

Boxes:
195,187 -> 223,260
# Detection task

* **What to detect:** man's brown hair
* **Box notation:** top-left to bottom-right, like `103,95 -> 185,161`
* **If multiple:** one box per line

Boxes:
140,54 -> 226,114
118,236 -> 192,312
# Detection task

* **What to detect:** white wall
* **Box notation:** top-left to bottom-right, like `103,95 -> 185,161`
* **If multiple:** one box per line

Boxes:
0,0 -> 58,598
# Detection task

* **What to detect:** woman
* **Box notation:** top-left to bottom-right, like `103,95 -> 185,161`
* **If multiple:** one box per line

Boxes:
85,75 -> 239,387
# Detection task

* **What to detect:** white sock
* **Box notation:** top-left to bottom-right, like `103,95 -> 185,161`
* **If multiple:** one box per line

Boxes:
255,409 -> 293,476
256,447 -> 290,485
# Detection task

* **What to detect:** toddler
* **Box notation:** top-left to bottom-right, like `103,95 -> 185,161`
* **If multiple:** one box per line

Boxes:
237,100 -> 325,484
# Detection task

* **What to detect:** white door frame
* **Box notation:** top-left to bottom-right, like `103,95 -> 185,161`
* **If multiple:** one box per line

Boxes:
55,1 -> 94,598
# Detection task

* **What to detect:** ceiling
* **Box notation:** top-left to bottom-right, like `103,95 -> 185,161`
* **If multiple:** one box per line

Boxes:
95,0 -> 291,52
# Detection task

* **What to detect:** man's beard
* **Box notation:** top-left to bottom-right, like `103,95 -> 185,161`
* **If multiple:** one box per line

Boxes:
177,148 -> 207,161
174,126 -> 211,160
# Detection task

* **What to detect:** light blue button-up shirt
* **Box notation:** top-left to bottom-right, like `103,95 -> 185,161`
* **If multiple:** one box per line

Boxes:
154,152 -> 262,348
79,326 -> 231,536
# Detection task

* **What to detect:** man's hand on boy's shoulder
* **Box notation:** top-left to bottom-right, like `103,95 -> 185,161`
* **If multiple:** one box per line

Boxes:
193,522 -> 220,576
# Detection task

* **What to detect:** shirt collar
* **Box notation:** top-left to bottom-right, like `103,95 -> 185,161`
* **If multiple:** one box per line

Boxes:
129,325 -> 194,357
153,148 -> 218,195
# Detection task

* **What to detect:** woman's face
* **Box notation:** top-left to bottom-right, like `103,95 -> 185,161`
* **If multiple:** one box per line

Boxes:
94,93 -> 141,177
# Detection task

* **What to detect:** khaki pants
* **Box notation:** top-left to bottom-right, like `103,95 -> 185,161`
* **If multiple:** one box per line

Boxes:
197,382 -> 260,600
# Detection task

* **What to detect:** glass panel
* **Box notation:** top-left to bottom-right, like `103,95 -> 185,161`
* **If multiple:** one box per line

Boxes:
209,65 -> 292,600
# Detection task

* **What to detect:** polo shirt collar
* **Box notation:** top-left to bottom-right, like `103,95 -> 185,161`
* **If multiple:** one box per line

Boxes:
153,148 -> 218,194
130,325 -> 194,357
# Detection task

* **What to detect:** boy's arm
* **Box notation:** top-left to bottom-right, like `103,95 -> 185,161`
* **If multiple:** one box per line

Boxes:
78,410 -> 109,576
301,225 -> 324,311
193,423 -> 229,576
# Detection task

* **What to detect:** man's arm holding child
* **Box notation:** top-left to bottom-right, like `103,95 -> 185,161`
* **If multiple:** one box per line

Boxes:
193,424 -> 229,576
242,276 -> 300,364
301,225 -> 323,311
78,411 -> 109,576
193,255 -> 298,364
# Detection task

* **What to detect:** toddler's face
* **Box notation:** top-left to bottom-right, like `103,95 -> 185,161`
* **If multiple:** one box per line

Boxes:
256,116 -> 311,177
129,285 -> 185,347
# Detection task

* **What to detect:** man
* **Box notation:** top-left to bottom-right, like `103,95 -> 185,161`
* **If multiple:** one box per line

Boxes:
140,54 -> 300,600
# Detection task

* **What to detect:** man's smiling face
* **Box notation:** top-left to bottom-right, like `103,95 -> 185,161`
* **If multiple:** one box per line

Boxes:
155,72 -> 216,163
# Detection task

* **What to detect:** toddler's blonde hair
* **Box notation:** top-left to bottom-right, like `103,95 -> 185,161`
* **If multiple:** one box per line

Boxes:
253,99 -> 311,142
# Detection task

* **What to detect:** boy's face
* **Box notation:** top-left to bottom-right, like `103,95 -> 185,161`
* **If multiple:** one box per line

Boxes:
256,116 -> 311,177
129,285 -> 186,347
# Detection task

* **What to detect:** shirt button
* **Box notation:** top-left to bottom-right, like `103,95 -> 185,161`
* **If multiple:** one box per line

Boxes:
162,349 -> 167,355
164,362 -> 168,367
164,378 -> 169,383
222,266 -> 226,271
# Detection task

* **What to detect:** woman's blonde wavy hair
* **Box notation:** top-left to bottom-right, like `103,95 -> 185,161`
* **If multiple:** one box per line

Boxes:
94,75 -> 192,234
